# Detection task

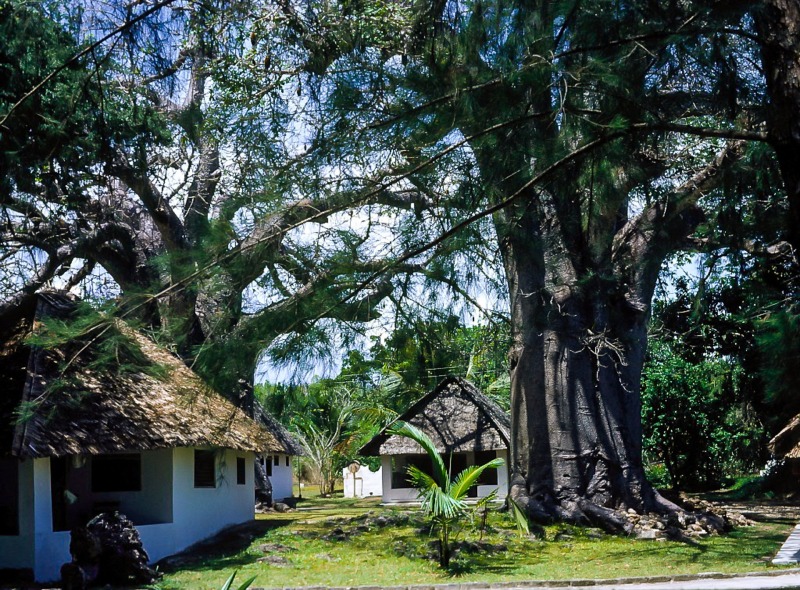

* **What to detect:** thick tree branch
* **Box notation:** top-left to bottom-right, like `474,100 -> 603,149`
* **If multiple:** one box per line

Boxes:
184,137 -> 221,241
0,250 -> 73,324
684,236 -> 796,263
230,186 -> 436,290
612,139 -> 747,312
109,152 -> 188,252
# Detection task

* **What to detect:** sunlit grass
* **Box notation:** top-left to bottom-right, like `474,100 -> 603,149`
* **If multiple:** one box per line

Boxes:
155,498 -> 794,590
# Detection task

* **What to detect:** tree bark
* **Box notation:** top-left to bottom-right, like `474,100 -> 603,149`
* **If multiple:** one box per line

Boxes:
506,260 -> 674,531
754,0 -> 800,258
491,144 -> 741,530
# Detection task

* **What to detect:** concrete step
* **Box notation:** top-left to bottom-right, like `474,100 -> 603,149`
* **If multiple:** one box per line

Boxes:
774,523 -> 800,565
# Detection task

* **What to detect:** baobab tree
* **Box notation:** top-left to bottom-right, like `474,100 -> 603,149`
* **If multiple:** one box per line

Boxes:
2,0 -> 798,531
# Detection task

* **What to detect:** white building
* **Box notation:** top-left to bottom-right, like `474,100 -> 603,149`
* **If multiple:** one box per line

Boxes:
359,377 -> 510,504
0,292 -> 300,583
342,462 -> 383,498
252,408 -> 304,502
258,452 -> 295,501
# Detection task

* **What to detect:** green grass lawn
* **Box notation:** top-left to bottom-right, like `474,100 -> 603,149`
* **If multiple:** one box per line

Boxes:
154,496 -> 795,590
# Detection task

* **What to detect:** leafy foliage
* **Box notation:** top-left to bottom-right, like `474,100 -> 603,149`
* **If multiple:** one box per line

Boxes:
388,420 -> 503,568
756,308 -> 800,429
641,339 -> 765,490
258,378 -> 395,493
370,317 -> 511,410
0,0 -> 167,195
648,245 -> 795,485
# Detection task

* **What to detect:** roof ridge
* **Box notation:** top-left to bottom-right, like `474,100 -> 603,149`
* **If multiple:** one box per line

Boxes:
358,376 -> 510,456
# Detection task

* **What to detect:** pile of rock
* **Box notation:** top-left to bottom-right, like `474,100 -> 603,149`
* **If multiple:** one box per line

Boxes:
256,542 -> 294,566
60,512 -> 158,590
624,498 -> 754,540
256,501 -> 293,513
678,494 -> 756,528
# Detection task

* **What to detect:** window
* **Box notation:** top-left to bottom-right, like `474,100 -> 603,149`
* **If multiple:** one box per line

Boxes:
194,450 -> 216,488
273,454 -> 279,466
265,456 -> 273,476
475,451 -> 498,485
237,457 -> 246,485
0,458 -> 19,535
285,455 -> 290,467
391,455 -> 433,489
92,454 -> 141,492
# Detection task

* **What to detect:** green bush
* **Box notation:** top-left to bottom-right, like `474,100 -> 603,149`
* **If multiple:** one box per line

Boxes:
641,340 -> 765,491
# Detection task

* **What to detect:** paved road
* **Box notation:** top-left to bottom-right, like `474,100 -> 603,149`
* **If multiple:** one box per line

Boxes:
505,573 -> 800,590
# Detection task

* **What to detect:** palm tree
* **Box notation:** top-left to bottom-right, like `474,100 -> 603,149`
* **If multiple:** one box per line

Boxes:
387,421 -> 504,567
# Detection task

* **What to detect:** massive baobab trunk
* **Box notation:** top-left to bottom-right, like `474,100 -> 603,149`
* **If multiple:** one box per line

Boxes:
500,221 -> 667,530
755,0 -> 800,258
487,140 -> 743,530
505,266 -> 670,530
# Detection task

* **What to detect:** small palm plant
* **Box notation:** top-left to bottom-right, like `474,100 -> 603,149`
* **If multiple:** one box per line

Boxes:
219,570 -> 256,590
387,421 -> 504,568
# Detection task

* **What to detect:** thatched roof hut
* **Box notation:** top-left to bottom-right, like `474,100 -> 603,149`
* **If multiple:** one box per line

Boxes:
360,376 -> 510,456
254,401 -> 305,456
769,413 -> 800,460
0,292 -> 298,459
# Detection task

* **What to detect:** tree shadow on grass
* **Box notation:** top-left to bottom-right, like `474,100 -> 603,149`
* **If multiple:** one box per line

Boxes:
156,518 -> 294,574
597,525 -> 785,569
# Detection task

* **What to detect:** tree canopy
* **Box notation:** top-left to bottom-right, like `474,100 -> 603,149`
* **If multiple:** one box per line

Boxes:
2,0 -> 799,529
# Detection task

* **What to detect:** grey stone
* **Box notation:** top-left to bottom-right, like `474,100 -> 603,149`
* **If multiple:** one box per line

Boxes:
256,554 -> 290,566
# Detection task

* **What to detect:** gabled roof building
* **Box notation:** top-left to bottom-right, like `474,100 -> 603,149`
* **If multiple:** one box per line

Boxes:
360,376 -> 510,503
0,292 -> 299,582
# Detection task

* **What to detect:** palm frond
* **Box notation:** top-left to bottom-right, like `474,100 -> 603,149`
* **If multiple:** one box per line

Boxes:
387,421 -> 449,488
450,457 -> 504,500
406,464 -> 439,493
509,497 -> 531,536
476,488 -> 498,509
427,484 -> 467,519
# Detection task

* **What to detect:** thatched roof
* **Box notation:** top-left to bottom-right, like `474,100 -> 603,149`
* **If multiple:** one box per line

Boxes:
769,413 -> 800,460
1,292 -> 300,459
360,376 -> 510,456
254,401 -> 305,456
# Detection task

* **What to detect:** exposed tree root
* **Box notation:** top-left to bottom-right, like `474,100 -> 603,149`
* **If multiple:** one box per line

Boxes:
510,475 -> 747,539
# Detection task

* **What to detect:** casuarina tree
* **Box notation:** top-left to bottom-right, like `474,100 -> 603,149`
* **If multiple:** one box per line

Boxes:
3,0 -> 799,532
249,0 -> 798,530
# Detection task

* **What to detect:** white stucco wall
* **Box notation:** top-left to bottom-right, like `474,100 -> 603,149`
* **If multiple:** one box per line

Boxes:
89,447 -> 257,567
343,464 -> 383,498
379,450 -> 508,504
0,458 -> 35,573
267,453 -> 294,501
6,447 -> 257,583
153,447 -> 255,561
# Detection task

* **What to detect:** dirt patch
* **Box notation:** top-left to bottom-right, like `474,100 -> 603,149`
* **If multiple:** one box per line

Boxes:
714,500 -> 800,523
